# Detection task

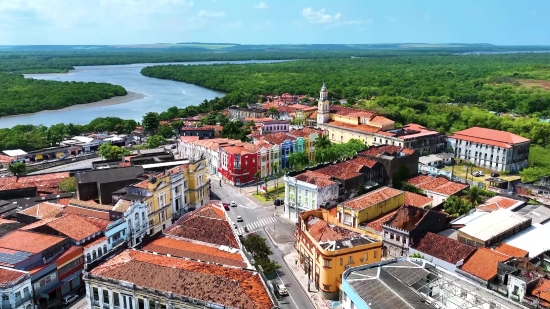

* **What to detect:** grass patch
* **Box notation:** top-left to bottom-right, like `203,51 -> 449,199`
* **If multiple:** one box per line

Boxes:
441,165 -> 520,183
253,194 -> 268,202
253,183 -> 285,202
519,145 -> 550,182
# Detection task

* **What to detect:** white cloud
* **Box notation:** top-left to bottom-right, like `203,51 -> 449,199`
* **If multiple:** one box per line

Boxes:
197,10 -> 225,18
302,7 -> 341,24
344,19 -> 373,25
254,2 -> 268,9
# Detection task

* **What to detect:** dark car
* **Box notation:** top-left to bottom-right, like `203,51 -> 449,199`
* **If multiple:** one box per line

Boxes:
491,172 -> 500,177
274,199 -> 283,206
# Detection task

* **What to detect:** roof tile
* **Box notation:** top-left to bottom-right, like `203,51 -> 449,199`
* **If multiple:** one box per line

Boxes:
0,230 -> 66,254
460,248 -> 511,281
407,175 -> 468,196
404,192 -> 433,208
412,232 -> 476,264
45,214 -> 103,241
341,187 -> 403,211
449,127 -> 530,148
327,120 -> 381,133
493,243 -> 528,258
19,202 -> 64,219
294,171 -> 337,188
0,267 -> 26,286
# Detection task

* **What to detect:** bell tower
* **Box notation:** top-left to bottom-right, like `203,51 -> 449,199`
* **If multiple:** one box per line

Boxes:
317,82 -> 330,124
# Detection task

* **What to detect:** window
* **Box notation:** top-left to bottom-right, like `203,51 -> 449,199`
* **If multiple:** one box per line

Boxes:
92,251 -> 97,260
59,257 -> 83,276
148,299 -> 155,309
134,212 -> 139,222
86,253 -> 91,263
15,291 -> 21,299
374,250 -> 377,259
340,258 -> 343,266
324,259 -> 331,267
2,295 -> 8,301
103,245 -> 108,255
103,290 -> 109,304
23,287 -> 29,296
147,202 -> 152,213
350,301 -> 355,309
348,256 -> 352,264
93,287 -> 99,301
113,293 -> 120,306
142,212 -> 145,221
364,252 -> 368,261
98,247 -> 103,257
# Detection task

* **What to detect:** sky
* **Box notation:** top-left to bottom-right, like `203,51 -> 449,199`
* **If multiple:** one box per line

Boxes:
0,0 -> 548,45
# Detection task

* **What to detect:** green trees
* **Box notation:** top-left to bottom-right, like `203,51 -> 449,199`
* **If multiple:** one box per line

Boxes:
288,152 -> 309,171
443,196 -> 473,217
241,233 -> 281,275
314,134 -> 331,149
0,73 -> 126,117
58,177 -> 77,192
267,107 -> 280,119
146,135 -> 167,149
142,112 -> 160,134
220,120 -> 251,141
8,162 -> 26,176
157,125 -> 175,138
314,138 -> 366,164
98,143 -> 130,160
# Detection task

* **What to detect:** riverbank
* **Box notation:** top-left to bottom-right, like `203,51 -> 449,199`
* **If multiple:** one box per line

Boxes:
0,91 -> 146,120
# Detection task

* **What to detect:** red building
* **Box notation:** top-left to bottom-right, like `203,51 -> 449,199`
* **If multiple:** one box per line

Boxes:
56,246 -> 84,296
218,144 -> 259,186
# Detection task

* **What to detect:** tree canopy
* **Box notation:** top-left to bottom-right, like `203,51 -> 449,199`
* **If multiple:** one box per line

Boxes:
98,143 -> 130,160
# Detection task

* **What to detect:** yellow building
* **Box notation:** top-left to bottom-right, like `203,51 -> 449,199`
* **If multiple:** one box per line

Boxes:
315,83 -> 395,144
184,158 -> 210,209
296,209 -> 382,300
129,173 -> 173,236
336,187 -> 405,228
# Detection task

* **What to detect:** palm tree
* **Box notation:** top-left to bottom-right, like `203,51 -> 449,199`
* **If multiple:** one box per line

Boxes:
314,134 -> 331,149
267,107 -> 280,120
263,176 -> 269,198
254,170 -> 261,194
465,186 -> 485,206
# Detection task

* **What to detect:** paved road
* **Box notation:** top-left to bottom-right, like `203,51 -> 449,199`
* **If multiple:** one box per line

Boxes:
211,185 -> 314,309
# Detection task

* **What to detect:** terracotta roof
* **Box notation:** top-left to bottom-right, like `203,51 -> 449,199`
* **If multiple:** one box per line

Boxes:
132,179 -> 149,189
69,199 -> 114,211
0,172 -> 69,193
90,250 -> 273,309
0,230 -> 66,254
315,161 -> 363,180
404,192 -> 433,208
113,200 -> 132,212
0,154 -> 13,163
370,115 -> 394,125
326,120 -> 382,133
449,127 -> 530,148
306,216 -> 360,242
62,205 -> 111,220
57,245 -> 82,261
412,232 -> 475,264
407,175 -> 468,196
361,145 -> 415,157
460,248 -> 511,281
347,156 -> 379,168
308,110 -> 318,119
341,187 -> 404,211
19,202 -> 64,219
83,236 -> 108,249
179,136 -> 200,142
330,105 -> 376,119
363,209 -> 398,232
294,171 -> 337,188
0,267 -> 26,286
476,196 -> 523,213
45,214 -> 103,241
220,145 -> 253,155
493,243 -> 528,258
20,217 -> 58,230
0,218 -> 16,225
258,132 -> 297,145
143,237 -> 247,268
532,278 -> 550,305
165,205 -> 238,249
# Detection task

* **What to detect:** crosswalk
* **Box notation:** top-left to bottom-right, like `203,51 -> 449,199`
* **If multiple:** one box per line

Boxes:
237,216 -> 277,234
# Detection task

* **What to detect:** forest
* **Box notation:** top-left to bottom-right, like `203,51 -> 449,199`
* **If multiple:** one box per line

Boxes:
0,73 -> 127,116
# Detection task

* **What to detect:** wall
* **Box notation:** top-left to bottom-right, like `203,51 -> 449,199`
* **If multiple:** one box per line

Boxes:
76,183 -> 98,202
337,191 -> 404,228
0,272 -> 33,309
84,239 -> 108,264
99,180 -> 140,205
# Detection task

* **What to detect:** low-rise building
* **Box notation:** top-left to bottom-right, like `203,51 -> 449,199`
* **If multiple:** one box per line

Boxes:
341,257 -> 525,309
418,152 -> 454,169
407,174 -> 469,205
457,209 -> 531,247
179,125 -> 222,139
409,232 -> 476,272
359,145 -> 419,184
503,221 -> 550,258
448,127 -> 530,172
458,248 -> 513,286
218,143 -> 259,186
475,195 -> 525,213
75,166 -> 145,205
0,172 -> 71,200
375,123 -> 447,155
382,205 -> 448,258
295,209 -> 382,300
227,105 -> 267,120
0,266 -> 33,309
283,170 -> 340,222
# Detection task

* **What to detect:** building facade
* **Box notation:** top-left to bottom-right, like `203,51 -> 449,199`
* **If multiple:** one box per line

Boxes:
295,209 -> 382,300
374,123 -> 447,155
0,267 -> 33,309
218,145 -> 258,186
448,127 -> 531,172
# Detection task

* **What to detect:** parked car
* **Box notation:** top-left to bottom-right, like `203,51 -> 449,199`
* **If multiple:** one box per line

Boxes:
62,294 -> 79,305
223,203 -> 230,210
491,172 -> 500,177
274,199 -> 283,206
237,216 -> 243,222
230,201 -> 237,207
477,171 -> 485,176
275,284 -> 289,296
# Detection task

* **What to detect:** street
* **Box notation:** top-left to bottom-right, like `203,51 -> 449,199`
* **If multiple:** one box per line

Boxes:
211,183 -> 315,309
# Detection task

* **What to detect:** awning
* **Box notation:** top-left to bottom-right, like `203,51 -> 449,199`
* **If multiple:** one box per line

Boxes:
37,281 -> 65,298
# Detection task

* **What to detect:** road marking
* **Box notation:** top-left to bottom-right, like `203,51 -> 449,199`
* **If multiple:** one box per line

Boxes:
275,269 -> 300,309
237,217 -> 278,234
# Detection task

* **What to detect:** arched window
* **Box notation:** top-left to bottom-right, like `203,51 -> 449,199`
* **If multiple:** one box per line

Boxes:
86,253 -> 91,263
92,250 -> 97,261
98,247 -> 102,257
103,245 -> 108,254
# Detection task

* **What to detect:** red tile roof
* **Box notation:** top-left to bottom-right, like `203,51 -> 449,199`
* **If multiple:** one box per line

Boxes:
308,110 -> 318,119
449,127 -> 530,148
532,278 -> 550,305
370,115 -> 394,125
330,105 -> 376,119
180,135 -> 200,142
347,157 -> 379,169
341,187 -> 404,211
476,196 -> 523,213
220,145 -> 254,155
306,216 -> 360,243
361,145 -> 416,157
143,237 -> 247,268
0,154 -> 13,163
315,161 -> 363,180
69,199 -> 114,211
460,248 -> 511,281
258,132 -> 297,145
57,245 -> 82,261
363,210 -> 398,232
493,243 -> 528,258
165,205 -> 238,249
61,205 -> 111,220
0,172 -> 71,193
412,232 -> 476,264
91,250 -> 273,309
0,230 -> 66,254
0,267 -> 26,286
294,171 -> 337,188
404,192 -> 433,208
83,236 -> 108,249
407,175 -> 468,196
19,202 -> 64,219
327,120 -> 382,133
45,214 -> 103,242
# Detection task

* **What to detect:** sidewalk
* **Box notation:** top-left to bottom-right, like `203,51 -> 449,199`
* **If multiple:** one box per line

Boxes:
282,252 -> 333,309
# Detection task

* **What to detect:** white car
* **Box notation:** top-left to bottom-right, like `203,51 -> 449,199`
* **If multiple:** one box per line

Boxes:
236,216 -> 243,222
230,201 -> 237,207
62,294 -> 79,305
276,284 -> 289,296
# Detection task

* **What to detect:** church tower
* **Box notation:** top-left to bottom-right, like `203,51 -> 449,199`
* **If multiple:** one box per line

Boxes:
317,82 -> 330,124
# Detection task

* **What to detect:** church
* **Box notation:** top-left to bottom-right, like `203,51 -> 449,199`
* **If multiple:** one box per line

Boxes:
313,83 -> 396,145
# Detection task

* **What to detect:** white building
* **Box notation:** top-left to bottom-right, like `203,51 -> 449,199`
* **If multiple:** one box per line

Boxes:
179,138 -> 241,176
113,199 -> 149,247
168,165 -> 188,219
283,170 -> 339,222
0,266 -> 33,309
447,127 -> 530,172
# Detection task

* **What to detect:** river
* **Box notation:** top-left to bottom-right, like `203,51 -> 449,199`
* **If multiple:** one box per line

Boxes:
0,60 -> 281,128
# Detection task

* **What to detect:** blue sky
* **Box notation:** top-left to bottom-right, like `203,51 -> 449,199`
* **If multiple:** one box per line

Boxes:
0,0 -> 548,45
